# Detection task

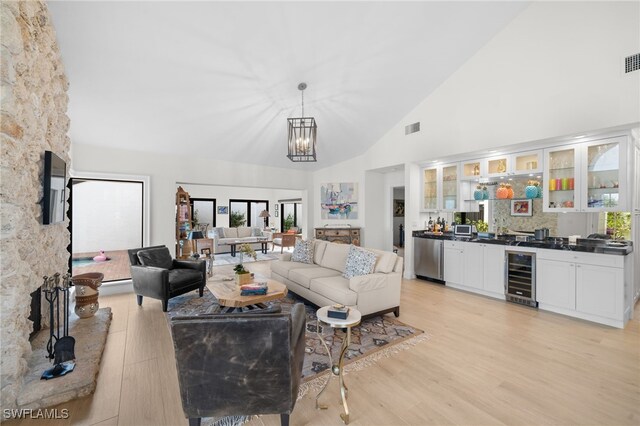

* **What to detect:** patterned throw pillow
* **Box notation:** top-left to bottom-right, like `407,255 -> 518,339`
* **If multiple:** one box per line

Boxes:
251,227 -> 263,237
343,245 -> 377,279
291,240 -> 314,264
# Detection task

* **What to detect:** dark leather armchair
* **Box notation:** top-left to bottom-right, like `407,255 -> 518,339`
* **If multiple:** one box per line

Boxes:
127,245 -> 206,312
170,303 -> 306,426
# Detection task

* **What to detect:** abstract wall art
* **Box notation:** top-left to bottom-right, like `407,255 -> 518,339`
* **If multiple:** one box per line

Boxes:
320,182 -> 358,219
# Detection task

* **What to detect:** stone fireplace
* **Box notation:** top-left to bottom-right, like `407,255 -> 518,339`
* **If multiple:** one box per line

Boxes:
1,0 -> 71,410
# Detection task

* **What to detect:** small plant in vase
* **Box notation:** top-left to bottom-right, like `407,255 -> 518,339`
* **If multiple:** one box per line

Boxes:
234,244 -> 257,285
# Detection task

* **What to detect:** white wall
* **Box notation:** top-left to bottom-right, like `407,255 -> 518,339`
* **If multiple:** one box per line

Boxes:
71,144 -> 310,251
363,1 -> 639,170
181,183 -> 303,230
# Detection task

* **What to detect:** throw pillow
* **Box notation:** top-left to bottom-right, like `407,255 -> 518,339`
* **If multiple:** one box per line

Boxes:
137,247 -> 174,270
343,245 -> 377,279
251,227 -> 263,237
291,240 -> 314,264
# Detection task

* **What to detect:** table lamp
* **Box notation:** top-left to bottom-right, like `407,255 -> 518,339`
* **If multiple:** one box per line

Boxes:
187,230 -> 204,258
258,210 -> 271,229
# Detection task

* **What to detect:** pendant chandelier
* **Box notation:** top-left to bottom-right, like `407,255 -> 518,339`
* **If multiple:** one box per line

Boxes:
287,82 -> 317,162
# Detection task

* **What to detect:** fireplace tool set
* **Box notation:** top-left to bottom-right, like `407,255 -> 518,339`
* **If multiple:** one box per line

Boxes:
41,273 -> 75,380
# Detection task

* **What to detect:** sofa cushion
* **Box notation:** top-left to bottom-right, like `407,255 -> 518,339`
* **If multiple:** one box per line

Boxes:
137,247 -> 173,270
168,269 -> 202,291
222,228 -> 238,238
289,267 -> 341,289
310,276 -> 357,306
209,227 -> 224,239
313,240 -> 328,265
237,227 -> 252,238
318,242 -> 351,273
368,249 -> 399,273
291,240 -> 314,264
270,260 -> 317,280
343,245 -> 377,279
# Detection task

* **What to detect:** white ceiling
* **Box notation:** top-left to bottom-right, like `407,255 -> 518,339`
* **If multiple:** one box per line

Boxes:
49,1 -> 529,170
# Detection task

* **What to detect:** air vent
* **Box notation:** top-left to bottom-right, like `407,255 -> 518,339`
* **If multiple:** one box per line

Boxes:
625,53 -> 640,73
405,122 -> 420,135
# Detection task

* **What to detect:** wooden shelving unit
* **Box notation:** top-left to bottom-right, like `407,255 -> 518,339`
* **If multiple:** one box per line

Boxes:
176,186 -> 192,258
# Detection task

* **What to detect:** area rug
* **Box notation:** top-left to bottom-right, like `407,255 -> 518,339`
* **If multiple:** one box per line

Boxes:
166,283 -> 428,426
209,252 -> 280,266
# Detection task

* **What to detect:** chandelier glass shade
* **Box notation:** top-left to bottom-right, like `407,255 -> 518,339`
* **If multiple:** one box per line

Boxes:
287,83 -> 317,162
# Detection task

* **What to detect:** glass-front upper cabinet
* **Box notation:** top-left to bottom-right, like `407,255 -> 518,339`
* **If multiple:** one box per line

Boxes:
422,167 -> 438,211
486,155 -> 509,178
512,150 -> 543,175
460,159 -> 484,180
441,163 -> 458,211
543,145 -> 580,212
543,136 -> 628,212
583,137 -> 627,212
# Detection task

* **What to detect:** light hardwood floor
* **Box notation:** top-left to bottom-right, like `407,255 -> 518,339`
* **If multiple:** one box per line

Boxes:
9,261 -> 640,426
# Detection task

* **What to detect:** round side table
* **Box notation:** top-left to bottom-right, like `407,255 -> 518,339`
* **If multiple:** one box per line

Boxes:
315,306 -> 362,424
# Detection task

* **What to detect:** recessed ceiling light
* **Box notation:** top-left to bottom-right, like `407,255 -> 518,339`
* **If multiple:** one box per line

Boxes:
432,160 -> 438,163
488,150 -> 497,153
574,134 -> 586,138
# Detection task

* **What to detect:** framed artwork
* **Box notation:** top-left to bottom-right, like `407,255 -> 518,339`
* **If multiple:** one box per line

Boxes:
217,206 -> 228,214
200,248 -> 211,256
394,199 -> 405,217
511,199 -> 532,216
320,182 -> 358,219
275,204 -> 278,211
275,211 -> 279,217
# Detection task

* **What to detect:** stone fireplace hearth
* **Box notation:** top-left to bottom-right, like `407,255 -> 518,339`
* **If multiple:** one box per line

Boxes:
1,0 -> 73,410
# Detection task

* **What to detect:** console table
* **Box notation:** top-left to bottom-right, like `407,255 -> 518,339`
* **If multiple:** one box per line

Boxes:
314,227 -> 361,246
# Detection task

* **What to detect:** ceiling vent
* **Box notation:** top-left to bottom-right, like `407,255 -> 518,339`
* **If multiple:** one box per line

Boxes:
405,122 -> 420,135
625,53 -> 640,73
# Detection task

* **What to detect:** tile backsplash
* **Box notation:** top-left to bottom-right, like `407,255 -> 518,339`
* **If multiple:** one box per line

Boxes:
492,179 -> 558,235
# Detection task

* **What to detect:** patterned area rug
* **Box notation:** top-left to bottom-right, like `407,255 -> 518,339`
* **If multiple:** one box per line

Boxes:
166,279 -> 428,426
209,252 -> 280,266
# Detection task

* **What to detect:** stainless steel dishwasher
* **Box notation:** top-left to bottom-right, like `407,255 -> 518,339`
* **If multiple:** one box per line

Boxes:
413,237 -> 444,283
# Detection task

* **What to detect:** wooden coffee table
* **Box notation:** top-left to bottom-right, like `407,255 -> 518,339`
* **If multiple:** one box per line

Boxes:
209,278 -> 287,313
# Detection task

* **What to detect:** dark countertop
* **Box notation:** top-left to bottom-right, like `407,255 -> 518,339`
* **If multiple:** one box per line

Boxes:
412,231 -> 633,256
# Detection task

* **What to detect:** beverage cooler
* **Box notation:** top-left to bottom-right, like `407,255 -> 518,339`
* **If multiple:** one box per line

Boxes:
505,251 -> 537,307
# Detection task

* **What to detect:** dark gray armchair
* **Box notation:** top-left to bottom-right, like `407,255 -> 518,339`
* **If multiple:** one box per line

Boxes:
127,245 -> 206,312
170,303 -> 306,426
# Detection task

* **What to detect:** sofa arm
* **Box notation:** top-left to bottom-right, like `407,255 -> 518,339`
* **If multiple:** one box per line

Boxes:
130,265 -> 169,298
279,253 -> 293,261
348,273 -> 388,293
173,259 -> 204,270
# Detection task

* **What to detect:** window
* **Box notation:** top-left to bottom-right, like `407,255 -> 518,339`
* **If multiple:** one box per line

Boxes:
280,202 -> 303,231
229,199 -> 268,227
70,178 -> 144,282
190,198 -> 216,234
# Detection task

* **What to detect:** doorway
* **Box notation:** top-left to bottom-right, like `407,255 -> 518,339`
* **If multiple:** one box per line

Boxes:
392,186 -> 405,257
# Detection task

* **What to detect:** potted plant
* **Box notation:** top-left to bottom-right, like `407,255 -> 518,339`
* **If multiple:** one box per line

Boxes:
234,244 -> 257,285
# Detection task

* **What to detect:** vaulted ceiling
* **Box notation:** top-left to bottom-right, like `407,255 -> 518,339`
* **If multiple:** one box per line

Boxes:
49,1 -> 529,170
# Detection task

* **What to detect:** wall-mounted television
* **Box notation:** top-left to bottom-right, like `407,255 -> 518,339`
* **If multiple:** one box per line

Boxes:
43,151 -> 66,225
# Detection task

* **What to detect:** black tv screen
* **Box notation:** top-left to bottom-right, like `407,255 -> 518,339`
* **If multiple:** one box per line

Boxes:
43,151 -> 66,225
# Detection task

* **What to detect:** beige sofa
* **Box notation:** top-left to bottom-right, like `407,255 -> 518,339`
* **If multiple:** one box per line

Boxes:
271,240 -> 403,317
208,227 -> 267,254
